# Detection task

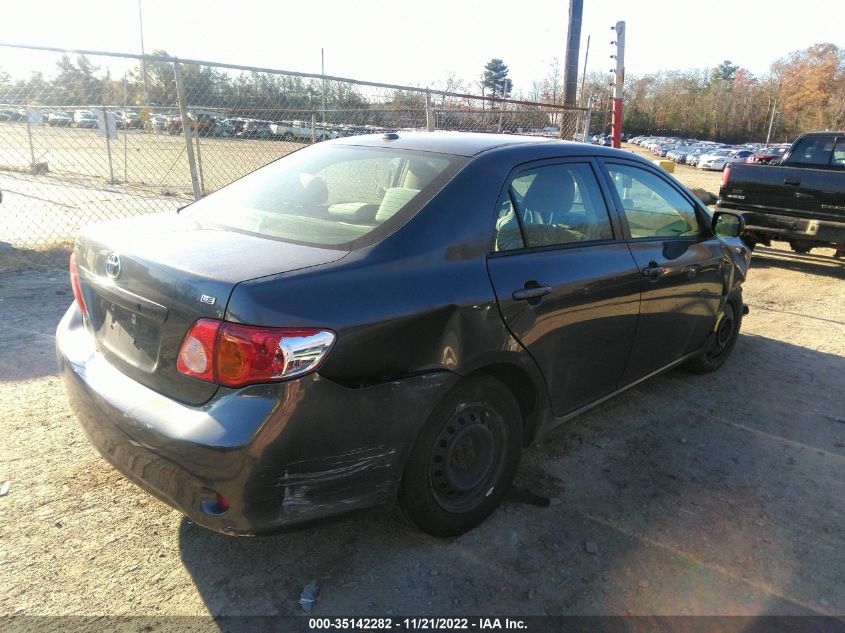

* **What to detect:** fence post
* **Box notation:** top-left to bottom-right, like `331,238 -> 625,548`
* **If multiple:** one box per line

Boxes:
173,60 -> 202,201
425,90 -> 435,131
25,107 -> 36,171
123,75 -> 128,182
102,106 -> 115,185
194,127 -> 206,195
311,112 -> 317,144
583,97 -> 593,142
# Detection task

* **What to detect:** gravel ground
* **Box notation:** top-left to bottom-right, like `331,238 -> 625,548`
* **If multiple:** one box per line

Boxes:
0,151 -> 843,619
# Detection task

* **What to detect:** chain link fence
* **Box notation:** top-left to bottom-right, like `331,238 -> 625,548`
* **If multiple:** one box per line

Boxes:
0,45 -> 588,268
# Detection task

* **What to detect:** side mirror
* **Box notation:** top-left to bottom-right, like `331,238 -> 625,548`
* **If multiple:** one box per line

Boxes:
712,211 -> 745,238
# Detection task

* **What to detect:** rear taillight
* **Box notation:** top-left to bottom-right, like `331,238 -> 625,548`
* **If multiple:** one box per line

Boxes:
176,319 -> 220,383
177,319 -> 335,388
69,252 -> 88,316
721,163 -> 731,188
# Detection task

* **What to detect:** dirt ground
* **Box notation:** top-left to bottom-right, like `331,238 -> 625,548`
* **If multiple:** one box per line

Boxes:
0,149 -> 843,620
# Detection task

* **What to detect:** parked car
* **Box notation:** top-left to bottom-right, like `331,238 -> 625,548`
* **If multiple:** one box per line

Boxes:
746,145 -> 789,164
58,132 -> 750,538
698,149 -> 752,171
120,110 -> 143,129
686,147 -> 712,167
150,114 -> 169,134
213,119 -> 236,137
48,111 -> 73,127
0,108 -> 25,121
718,130 -> 845,256
238,120 -> 273,139
227,118 -> 248,135
284,120 -> 342,142
270,121 -> 294,139
73,110 -> 98,128
166,113 -> 216,136
696,149 -> 735,171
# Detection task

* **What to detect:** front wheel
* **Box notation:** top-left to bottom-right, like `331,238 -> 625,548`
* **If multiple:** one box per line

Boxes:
684,298 -> 742,374
398,376 -> 523,537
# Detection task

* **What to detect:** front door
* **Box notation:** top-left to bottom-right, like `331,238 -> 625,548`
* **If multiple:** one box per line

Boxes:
602,161 -> 725,384
486,160 -> 641,416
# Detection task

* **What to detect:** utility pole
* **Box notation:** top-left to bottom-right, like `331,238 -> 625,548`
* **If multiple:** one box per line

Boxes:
578,35 -> 590,107
138,0 -> 149,105
563,0 -> 583,106
765,82 -> 781,146
610,21 -> 625,148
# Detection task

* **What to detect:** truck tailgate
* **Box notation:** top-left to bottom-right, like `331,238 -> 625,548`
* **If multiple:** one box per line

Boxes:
721,163 -> 845,222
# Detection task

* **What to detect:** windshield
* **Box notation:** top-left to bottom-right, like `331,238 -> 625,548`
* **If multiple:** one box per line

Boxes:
185,144 -> 465,249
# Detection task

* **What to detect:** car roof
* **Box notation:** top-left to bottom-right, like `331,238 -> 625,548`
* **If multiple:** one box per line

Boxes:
331,131 -> 560,157
798,131 -> 844,137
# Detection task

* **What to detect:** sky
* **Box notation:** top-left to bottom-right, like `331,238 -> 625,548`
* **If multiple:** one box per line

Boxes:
0,0 -> 843,95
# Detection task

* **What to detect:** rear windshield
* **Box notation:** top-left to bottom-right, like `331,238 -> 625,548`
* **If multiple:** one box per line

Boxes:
185,144 -> 465,249
788,136 -> 835,165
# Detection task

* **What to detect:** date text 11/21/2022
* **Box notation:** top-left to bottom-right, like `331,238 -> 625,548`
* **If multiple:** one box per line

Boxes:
308,617 -> 528,630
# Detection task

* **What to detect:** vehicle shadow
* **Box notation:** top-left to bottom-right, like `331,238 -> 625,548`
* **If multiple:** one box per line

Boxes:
751,246 -> 845,280
177,333 -> 845,618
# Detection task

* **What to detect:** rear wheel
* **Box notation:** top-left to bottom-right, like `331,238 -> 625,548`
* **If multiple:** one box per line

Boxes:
790,240 -> 813,254
398,376 -> 522,537
684,299 -> 742,374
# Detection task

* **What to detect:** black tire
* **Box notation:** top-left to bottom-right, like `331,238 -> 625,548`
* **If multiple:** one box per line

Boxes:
398,375 -> 523,537
790,241 -> 813,255
684,297 -> 742,374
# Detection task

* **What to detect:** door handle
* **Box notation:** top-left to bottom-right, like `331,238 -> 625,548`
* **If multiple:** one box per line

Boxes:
512,285 -> 552,301
784,177 -> 800,186
641,262 -> 666,279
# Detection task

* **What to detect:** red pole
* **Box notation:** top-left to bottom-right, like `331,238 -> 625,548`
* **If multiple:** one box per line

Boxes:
612,97 -> 623,148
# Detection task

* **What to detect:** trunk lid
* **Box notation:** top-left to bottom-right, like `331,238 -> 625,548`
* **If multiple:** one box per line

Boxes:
75,213 -> 347,405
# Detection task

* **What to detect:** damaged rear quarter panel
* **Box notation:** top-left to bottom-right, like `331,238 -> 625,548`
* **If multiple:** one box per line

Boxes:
239,372 -> 459,529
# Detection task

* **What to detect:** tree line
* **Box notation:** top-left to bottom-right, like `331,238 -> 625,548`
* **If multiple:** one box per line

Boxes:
1,43 -> 842,143
536,43 -> 844,143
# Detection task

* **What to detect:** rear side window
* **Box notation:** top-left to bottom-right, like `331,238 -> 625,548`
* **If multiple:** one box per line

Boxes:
185,145 -> 463,249
608,164 -> 701,238
494,163 -> 613,251
789,136 -> 835,165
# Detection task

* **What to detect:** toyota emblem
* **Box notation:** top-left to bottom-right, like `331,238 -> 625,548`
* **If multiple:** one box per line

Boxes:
105,253 -> 121,279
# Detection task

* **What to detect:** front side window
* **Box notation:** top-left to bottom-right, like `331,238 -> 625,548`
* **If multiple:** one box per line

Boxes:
494,163 -> 613,251
608,164 -> 701,239
185,145 -> 462,249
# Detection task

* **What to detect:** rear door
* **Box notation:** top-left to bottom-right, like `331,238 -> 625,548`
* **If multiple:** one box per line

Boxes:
781,135 -> 845,221
600,160 -> 725,383
486,159 -> 641,416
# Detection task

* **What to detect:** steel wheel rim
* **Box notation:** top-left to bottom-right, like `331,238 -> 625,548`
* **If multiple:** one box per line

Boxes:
429,405 -> 504,513
710,305 -> 736,358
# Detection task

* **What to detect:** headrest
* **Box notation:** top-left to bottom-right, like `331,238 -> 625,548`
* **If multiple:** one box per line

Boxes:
375,188 -> 420,222
402,160 -> 440,190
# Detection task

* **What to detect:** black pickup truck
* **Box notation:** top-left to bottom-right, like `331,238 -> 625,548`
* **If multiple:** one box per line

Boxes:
717,131 -> 845,256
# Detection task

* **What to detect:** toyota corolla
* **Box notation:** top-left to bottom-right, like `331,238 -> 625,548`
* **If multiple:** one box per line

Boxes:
57,132 -> 750,537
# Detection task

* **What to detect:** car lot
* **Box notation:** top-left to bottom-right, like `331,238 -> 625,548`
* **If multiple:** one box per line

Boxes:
0,146 -> 843,618
624,135 -> 792,172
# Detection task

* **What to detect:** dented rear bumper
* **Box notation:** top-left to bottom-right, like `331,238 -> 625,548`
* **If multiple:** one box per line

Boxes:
56,305 -> 457,535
